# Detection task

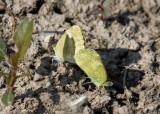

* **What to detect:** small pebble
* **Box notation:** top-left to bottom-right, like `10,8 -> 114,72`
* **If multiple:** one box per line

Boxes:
33,73 -> 44,81
46,82 -> 51,88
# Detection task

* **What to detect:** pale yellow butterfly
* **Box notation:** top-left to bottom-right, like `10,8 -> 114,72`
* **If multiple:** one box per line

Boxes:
74,48 -> 112,87
53,25 -> 112,86
53,25 -> 85,63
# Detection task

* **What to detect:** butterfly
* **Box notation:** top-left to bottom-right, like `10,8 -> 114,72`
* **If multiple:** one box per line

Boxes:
53,25 -> 85,63
74,48 -> 112,87
53,25 -> 112,87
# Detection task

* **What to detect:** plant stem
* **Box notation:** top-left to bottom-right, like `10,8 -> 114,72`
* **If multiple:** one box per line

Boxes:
7,66 -> 17,92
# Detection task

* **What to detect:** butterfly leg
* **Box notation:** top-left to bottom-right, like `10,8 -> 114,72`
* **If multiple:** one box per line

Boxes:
82,81 -> 94,90
51,55 -> 58,62
83,76 -> 90,80
82,81 -> 92,85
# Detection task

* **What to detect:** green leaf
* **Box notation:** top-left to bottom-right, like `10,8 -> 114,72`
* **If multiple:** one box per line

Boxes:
1,90 -> 15,106
103,0 -> 111,17
6,72 -> 12,86
9,53 -> 19,67
13,17 -> 33,61
0,37 -> 7,58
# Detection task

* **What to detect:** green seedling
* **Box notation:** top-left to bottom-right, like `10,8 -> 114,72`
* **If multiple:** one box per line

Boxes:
89,0 -> 111,20
0,17 -> 33,105
98,0 -> 111,18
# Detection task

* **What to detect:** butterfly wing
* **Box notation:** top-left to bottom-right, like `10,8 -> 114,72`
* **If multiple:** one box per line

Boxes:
53,25 -> 85,63
54,32 -> 75,63
74,49 -> 108,87
66,25 -> 85,54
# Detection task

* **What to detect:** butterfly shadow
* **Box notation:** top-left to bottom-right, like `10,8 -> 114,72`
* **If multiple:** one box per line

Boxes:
35,56 -> 86,90
95,48 -> 144,90
35,46 -> 144,92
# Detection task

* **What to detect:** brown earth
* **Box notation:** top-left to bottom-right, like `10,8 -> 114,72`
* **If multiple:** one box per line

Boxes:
0,0 -> 160,114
